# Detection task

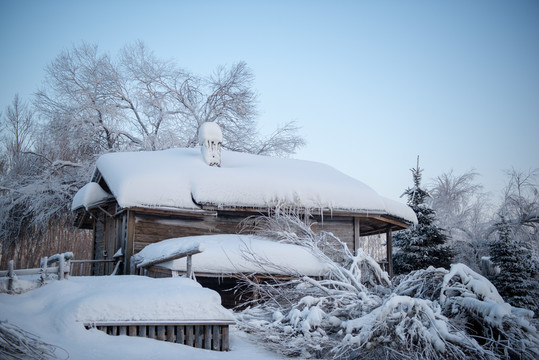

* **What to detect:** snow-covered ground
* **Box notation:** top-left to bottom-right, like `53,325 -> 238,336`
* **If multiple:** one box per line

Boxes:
0,276 -> 283,359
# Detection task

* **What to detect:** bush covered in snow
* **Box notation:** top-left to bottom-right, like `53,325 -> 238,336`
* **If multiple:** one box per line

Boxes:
237,214 -> 539,360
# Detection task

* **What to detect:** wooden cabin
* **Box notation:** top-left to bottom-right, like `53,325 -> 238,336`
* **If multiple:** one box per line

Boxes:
72,127 -> 416,297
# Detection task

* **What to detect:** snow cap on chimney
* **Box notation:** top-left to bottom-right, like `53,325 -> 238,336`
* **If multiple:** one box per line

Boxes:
198,122 -> 223,167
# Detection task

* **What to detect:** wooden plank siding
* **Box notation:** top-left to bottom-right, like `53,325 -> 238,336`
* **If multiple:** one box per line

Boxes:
89,205 -> 404,276
132,213 -> 248,253
312,217 -> 355,251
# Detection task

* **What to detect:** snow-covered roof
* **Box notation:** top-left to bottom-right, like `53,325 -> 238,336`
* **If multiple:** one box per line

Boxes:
132,234 -> 330,277
76,147 -> 416,224
71,182 -> 113,211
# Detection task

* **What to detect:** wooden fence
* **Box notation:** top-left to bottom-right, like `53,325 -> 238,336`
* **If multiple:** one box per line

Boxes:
1,253 -> 120,292
0,256 -> 70,292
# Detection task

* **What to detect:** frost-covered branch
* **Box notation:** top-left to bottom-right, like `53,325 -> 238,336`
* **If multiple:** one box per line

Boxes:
237,214 -> 539,360
0,320 -> 65,360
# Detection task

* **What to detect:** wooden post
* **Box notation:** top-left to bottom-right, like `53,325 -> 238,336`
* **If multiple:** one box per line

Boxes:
222,326 -> 229,351
148,326 -> 155,339
8,260 -> 15,292
195,325 -> 203,348
58,256 -> 65,280
166,325 -> 175,342
186,255 -> 193,279
40,256 -> 48,284
157,326 -> 165,341
66,258 -> 71,279
204,325 -> 212,349
124,210 -> 135,275
137,325 -> 146,337
186,326 -> 194,347
176,326 -> 185,344
353,217 -> 361,253
212,325 -> 220,351
386,227 -> 393,278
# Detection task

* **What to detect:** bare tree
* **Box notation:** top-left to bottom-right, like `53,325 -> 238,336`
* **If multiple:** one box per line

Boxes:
429,170 -> 492,270
36,41 -> 304,156
497,168 -> 539,259
2,41 -> 305,265
1,94 -> 35,170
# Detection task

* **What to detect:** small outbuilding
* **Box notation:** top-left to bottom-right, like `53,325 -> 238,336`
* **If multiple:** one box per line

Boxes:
72,125 -> 416,286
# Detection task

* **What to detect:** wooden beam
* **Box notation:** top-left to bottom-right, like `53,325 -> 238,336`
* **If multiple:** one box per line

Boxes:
136,248 -> 203,269
129,207 -> 217,218
386,227 -> 393,278
125,210 -> 135,274
353,217 -> 360,253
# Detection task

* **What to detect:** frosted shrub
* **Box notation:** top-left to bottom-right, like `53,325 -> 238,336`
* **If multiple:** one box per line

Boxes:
440,264 -> 539,359
238,214 -> 539,359
393,266 -> 447,301
337,295 -> 485,360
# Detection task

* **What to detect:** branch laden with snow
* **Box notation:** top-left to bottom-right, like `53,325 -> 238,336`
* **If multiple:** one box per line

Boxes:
0,320 -> 66,360
237,214 -> 539,360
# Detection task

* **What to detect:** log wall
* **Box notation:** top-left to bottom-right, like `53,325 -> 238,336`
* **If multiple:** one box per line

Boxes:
132,213 -> 246,253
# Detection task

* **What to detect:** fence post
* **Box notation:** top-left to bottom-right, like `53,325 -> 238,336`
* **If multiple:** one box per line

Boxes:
186,255 -> 193,279
65,258 -> 71,279
58,256 -> 65,280
40,256 -> 48,284
8,260 -> 15,292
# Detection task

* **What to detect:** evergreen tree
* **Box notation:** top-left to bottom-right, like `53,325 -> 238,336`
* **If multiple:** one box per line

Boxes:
489,216 -> 539,314
393,158 -> 453,275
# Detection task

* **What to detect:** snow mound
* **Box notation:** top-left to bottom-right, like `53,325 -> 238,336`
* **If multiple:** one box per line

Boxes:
136,234 -> 330,277
60,276 -> 234,324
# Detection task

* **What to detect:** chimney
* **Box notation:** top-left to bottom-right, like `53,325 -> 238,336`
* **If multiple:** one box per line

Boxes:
198,122 -> 223,167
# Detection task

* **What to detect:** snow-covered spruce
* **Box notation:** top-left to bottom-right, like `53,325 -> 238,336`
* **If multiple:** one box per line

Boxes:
237,214 -> 539,360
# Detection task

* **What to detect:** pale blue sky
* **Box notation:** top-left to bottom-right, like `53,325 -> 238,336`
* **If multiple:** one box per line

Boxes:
1,0 -> 538,202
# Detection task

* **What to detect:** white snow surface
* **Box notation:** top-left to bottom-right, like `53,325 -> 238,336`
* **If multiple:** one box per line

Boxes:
134,234 -> 330,276
198,122 -> 223,144
87,147 -> 416,223
71,182 -> 112,210
0,276 -> 283,360
63,276 -> 234,323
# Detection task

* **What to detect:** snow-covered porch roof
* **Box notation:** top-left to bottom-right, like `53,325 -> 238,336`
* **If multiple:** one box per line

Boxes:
72,147 -> 416,231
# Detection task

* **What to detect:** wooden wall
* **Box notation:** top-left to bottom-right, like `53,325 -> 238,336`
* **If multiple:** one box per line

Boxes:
312,216 -> 355,251
132,213 -> 247,253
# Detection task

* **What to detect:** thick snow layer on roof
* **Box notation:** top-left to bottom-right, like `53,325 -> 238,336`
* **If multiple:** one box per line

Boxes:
89,147 -> 416,223
71,182 -> 112,211
62,276 -> 234,323
133,234 -> 330,276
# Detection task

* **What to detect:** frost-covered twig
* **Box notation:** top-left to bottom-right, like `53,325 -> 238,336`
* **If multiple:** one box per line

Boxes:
0,320 -> 66,360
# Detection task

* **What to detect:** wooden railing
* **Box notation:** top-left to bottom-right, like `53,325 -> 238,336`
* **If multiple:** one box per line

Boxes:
1,254 -> 121,293
0,255 -> 71,292
69,259 -> 118,276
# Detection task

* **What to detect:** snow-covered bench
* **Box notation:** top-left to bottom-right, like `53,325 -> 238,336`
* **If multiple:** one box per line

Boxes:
76,276 -> 235,351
